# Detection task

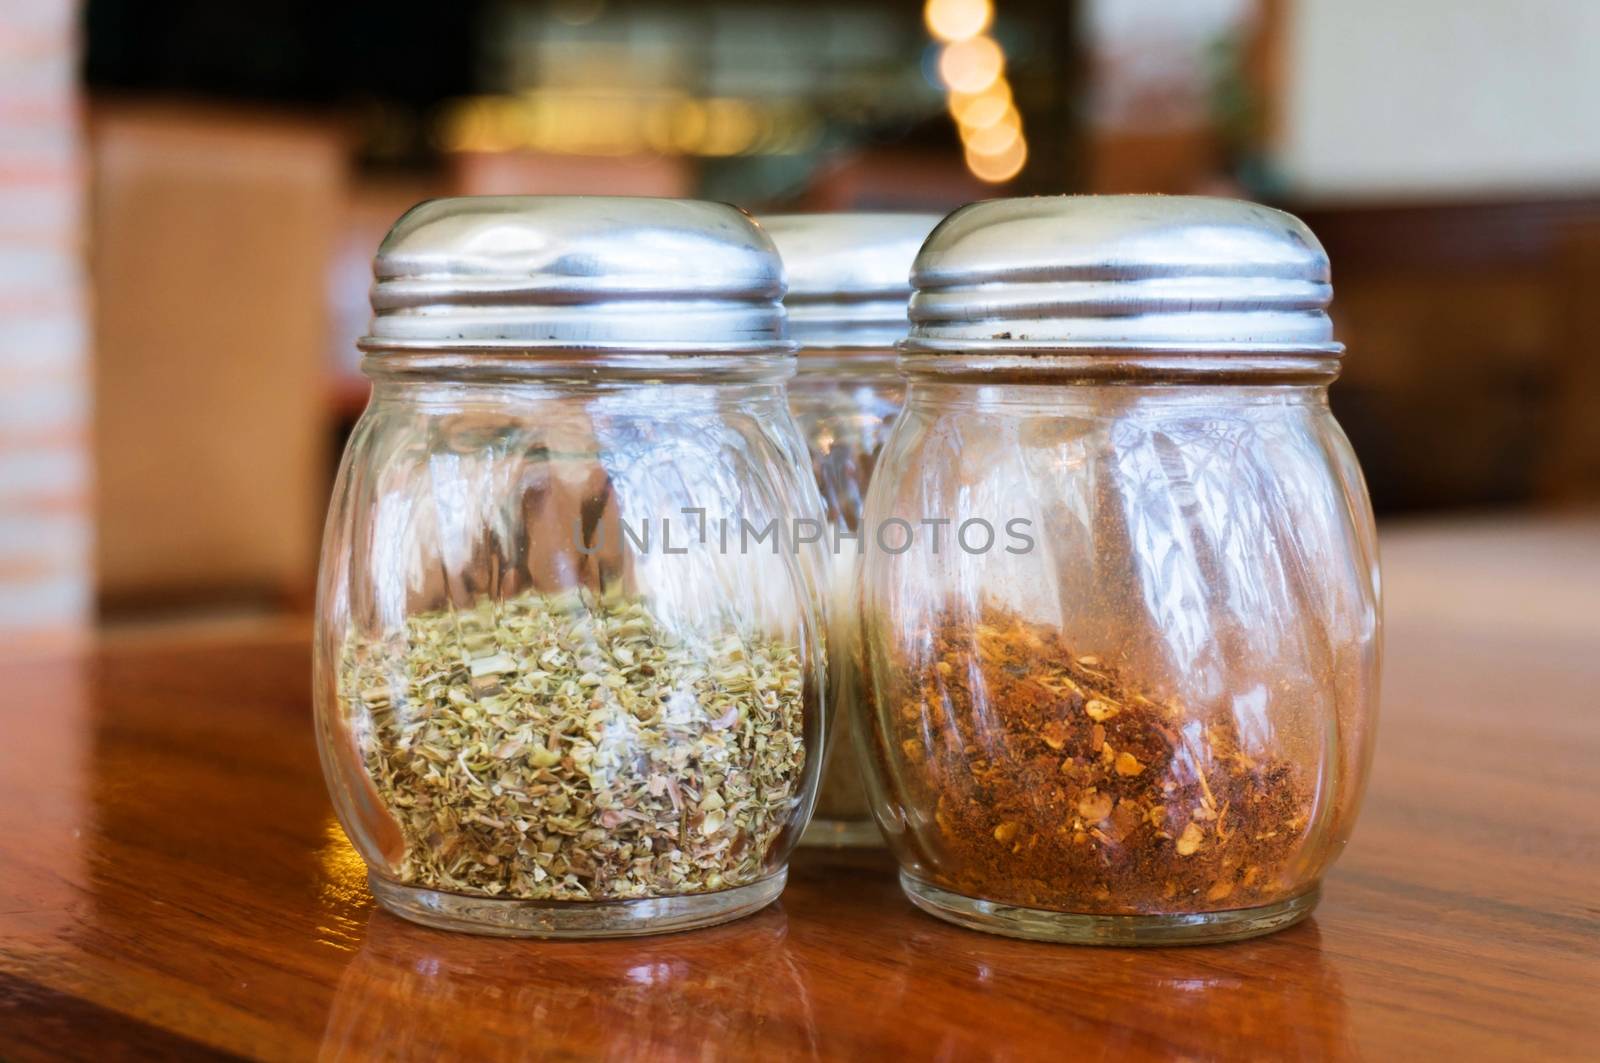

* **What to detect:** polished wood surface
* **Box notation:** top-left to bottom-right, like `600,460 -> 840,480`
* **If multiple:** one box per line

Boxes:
2,518 -> 1597,1061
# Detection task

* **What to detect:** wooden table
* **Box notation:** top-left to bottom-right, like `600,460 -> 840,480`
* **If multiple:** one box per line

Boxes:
2,517 -> 1596,1061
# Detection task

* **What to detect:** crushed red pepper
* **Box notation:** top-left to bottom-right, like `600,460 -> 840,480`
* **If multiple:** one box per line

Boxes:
882,606 -> 1313,914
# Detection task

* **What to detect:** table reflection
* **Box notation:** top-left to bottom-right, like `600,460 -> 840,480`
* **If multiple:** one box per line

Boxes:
320,903 -> 819,1061
873,917 -> 1353,1062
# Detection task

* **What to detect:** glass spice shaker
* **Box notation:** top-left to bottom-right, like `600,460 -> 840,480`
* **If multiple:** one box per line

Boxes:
314,196 -> 829,937
858,196 -> 1382,944
762,213 -> 942,848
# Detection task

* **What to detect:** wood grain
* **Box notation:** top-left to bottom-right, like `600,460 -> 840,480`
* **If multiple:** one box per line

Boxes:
2,518 -> 1597,1062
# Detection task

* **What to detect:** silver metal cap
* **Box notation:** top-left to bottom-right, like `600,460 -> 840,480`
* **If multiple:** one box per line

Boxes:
362,196 -> 790,353
907,195 -> 1341,355
762,213 -> 942,350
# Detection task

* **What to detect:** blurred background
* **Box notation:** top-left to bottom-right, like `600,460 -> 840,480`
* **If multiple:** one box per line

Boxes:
1,0 -> 1597,644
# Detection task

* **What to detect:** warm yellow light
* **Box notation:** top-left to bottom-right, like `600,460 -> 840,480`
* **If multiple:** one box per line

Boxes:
938,36 -> 1005,95
966,134 -> 1027,183
641,97 -> 679,153
924,0 -> 992,43
666,99 -> 709,154
963,117 -> 1022,156
435,100 -> 484,152
480,100 -> 522,153
947,81 -> 1009,125
698,98 -> 762,156
526,92 -> 643,156
436,92 -> 816,158
437,99 -> 521,154
957,96 -> 1019,136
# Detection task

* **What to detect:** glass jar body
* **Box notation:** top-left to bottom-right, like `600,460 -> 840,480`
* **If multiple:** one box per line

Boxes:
314,361 -> 828,937
858,366 -> 1381,944
786,354 -> 903,846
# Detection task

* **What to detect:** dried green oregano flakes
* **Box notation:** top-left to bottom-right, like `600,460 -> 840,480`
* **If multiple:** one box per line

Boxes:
338,589 -> 809,900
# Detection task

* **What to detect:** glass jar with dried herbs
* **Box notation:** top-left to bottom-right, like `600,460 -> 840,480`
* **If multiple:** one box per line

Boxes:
858,197 -> 1382,944
315,197 -> 828,937
763,213 -> 941,847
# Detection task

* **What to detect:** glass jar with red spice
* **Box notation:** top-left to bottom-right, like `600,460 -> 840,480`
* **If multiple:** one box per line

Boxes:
857,196 -> 1381,944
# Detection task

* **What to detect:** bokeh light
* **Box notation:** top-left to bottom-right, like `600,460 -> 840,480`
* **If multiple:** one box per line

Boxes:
928,3 -> 1027,185
951,86 -> 1016,132
964,118 -> 1022,157
965,134 -> 1027,183
924,0 -> 993,44
937,36 -> 1005,95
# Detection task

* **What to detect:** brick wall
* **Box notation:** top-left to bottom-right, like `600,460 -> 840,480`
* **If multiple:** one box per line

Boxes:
0,0 -> 91,645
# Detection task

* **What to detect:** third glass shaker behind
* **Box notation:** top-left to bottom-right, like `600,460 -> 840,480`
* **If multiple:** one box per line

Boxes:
762,213 -> 943,847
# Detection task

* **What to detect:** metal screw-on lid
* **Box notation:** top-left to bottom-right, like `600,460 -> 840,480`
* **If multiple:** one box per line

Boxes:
361,196 -> 791,353
907,195 -> 1341,355
761,213 -> 943,350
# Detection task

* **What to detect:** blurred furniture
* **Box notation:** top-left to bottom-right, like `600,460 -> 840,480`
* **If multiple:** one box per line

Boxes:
89,102 -> 344,613
1301,198 -> 1600,511
1082,0 -> 1248,194
451,150 -> 692,198
327,176 -> 445,422
1548,220 -> 1600,502
794,149 -> 986,212
0,0 -> 91,649
1,516 -> 1596,1058
1248,2 -> 1600,509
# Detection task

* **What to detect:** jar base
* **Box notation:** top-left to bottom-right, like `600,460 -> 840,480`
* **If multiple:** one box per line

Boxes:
798,817 -> 883,848
369,870 -> 786,939
900,872 -> 1319,945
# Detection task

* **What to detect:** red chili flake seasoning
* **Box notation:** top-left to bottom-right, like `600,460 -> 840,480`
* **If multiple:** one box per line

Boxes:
875,606 -> 1316,914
